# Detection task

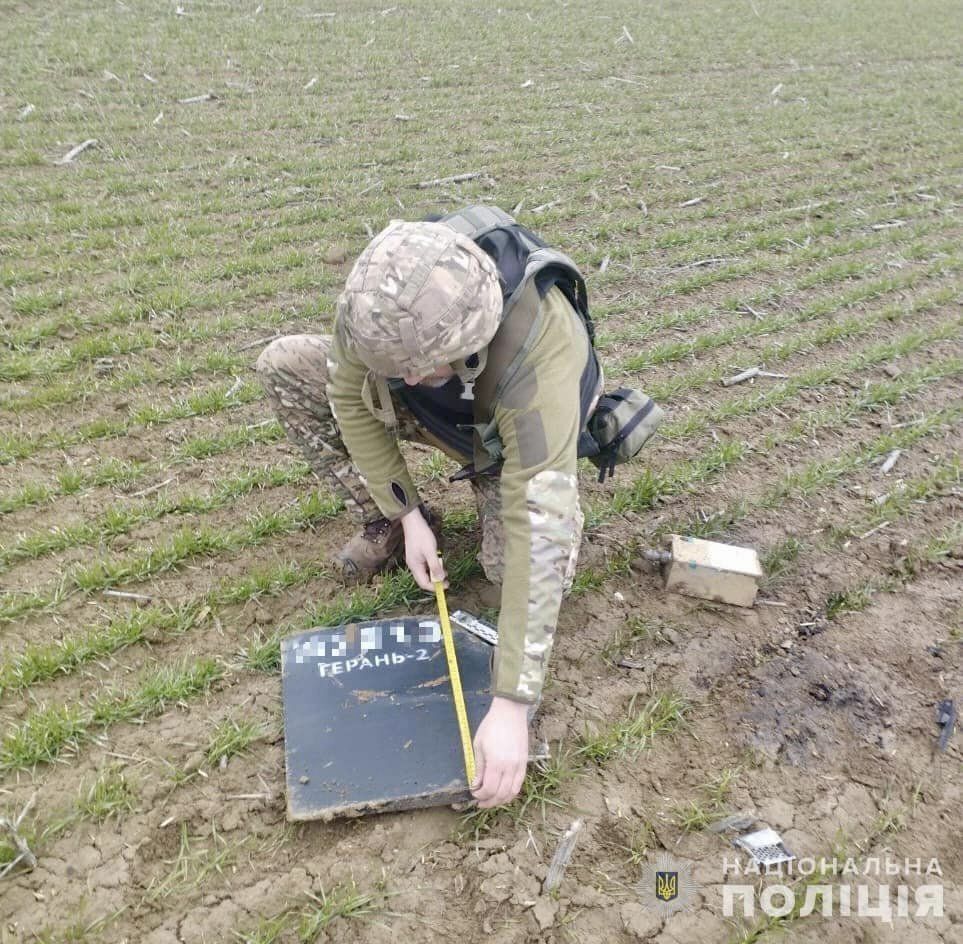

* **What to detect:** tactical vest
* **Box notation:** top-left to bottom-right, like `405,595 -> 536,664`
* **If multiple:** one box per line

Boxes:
438,205 -> 601,475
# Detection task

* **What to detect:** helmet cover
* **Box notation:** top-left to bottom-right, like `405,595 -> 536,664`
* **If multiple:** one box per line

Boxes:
335,220 -> 502,378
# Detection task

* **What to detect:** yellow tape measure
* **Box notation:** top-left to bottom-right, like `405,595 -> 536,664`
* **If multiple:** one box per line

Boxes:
434,571 -> 476,786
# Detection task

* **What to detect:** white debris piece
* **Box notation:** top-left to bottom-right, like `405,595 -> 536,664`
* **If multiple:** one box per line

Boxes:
55,139 -> 98,165
734,827 -> 794,866
178,93 -> 215,104
544,819 -> 583,892
879,449 -> 901,474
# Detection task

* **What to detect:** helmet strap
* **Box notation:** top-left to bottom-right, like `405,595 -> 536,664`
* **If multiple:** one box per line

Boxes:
361,372 -> 398,431
451,348 -> 488,382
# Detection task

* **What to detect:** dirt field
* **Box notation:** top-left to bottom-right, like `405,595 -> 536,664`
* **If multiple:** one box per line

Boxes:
1,0 -> 960,941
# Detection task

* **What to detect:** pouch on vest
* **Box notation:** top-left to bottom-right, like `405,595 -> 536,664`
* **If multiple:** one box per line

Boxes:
587,387 -> 664,482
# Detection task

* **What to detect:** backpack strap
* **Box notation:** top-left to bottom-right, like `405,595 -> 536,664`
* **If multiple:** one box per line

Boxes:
441,205 -> 518,243
467,278 -> 543,472
441,205 -> 548,300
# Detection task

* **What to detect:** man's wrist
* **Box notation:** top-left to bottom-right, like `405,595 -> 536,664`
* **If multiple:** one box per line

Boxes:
400,505 -> 426,530
401,501 -> 436,531
490,695 -> 532,716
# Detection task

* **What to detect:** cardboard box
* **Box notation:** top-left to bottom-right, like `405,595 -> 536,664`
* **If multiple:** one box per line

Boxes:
664,535 -> 763,607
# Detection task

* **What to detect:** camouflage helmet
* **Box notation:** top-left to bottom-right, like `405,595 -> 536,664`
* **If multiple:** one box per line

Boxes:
335,220 -> 502,378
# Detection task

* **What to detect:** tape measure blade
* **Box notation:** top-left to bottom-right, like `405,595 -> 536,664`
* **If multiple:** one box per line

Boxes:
435,585 -> 477,784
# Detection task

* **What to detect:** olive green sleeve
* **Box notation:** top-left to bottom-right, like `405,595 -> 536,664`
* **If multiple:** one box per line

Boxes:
325,323 -> 422,519
490,287 -> 587,704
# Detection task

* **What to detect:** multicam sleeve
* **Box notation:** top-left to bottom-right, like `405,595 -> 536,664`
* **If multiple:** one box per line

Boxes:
489,288 -> 587,704
326,325 -> 422,520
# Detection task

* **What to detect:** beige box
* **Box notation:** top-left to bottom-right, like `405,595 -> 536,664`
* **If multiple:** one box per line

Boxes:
664,535 -> 763,608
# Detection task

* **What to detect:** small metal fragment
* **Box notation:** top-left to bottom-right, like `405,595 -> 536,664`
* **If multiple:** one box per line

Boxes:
450,610 -> 497,647
733,827 -> 794,866
544,819 -> 583,892
936,699 -> 956,752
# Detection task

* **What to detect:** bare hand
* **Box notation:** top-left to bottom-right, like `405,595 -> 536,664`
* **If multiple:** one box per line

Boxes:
471,697 -> 529,808
401,507 -> 447,591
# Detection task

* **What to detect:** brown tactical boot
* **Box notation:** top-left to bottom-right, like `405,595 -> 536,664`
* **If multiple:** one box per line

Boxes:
336,516 -> 405,584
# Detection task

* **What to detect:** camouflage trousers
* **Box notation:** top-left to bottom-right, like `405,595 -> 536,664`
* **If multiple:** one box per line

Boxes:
255,334 -> 521,583
256,334 -> 383,522
469,474 -> 583,590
